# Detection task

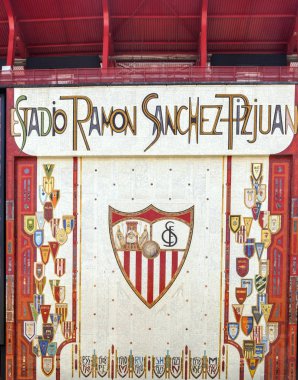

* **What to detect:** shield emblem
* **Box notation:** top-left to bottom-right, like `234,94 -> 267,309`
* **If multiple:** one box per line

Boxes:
33,294 -> 44,313
39,186 -> 48,205
24,215 -> 37,235
49,241 -> 59,260
43,164 -> 55,178
255,274 -> 267,294
252,306 -> 262,325
247,358 -> 259,378
34,262 -> 45,281
259,211 -> 270,229
255,242 -> 264,260
50,189 -> 60,208
34,229 -> 44,248
40,245 -> 50,265
267,322 -> 279,343
229,215 -> 241,233
35,277 -> 46,295
30,303 -> 39,322
43,176 -> 54,195
241,316 -> 253,335
251,326 -> 263,344
255,344 -> 265,362
55,258 -> 66,277
243,217 -> 253,237
244,189 -> 256,209
252,163 -> 262,181
49,279 -> 60,296
260,303 -> 273,323
40,305 -> 51,324
42,323 -> 54,341
36,211 -> 45,229
50,313 -> 61,331
252,202 -> 261,220
23,321 -> 36,342
243,340 -> 255,359
109,205 -> 194,308
227,322 -> 239,340
235,225 -> 246,244
47,342 -> 57,356
44,201 -> 53,222
236,258 -> 249,277
32,336 -> 42,357
256,184 -> 266,203
232,304 -> 244,323
259,259 -> 269,277
268,215 -> 281,234
257,294 -> 267,312
50,218 -> 60,238
56,228 -> 68,245
235,287 -> 247,304
55,303 -> 68,323
241,279 -> 253,297
61,321 -> 75,340
39,338 -> 49,356
63,215 -> 75,234
42,356 -> 54,376
261,229 -> 271,248
54,286 -> 66,303
244,238 -> 255,259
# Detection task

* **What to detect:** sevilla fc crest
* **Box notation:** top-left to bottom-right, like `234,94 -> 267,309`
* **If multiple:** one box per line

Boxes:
109,204 -> 194,308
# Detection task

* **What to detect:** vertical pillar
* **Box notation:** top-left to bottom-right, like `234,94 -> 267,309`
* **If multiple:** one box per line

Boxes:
200,0 -> 208,67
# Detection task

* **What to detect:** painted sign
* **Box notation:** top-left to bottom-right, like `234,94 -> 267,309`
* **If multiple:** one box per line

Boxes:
11,85 -> 296,156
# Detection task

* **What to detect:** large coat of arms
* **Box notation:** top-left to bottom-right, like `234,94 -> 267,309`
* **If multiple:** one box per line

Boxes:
109,205 -> 194,308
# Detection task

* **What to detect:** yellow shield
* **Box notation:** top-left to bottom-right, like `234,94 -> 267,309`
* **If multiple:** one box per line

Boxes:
251,163 -> 262,181
24,215 -> 37,235
229,215 -> 241,233
43,176 -> 54,195
261,228 -> 271,248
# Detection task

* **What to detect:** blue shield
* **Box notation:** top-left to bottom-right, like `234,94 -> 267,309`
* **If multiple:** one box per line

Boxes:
38,338 -> 49,356
47,342 -> 57,356
34,229 -> 44,248
255,242 -> 264,260
34,294 -> 44,314
244,238 -> 255,258
227,322 -> 239,340
241,279 -> 253,297
255,344 -> 265,361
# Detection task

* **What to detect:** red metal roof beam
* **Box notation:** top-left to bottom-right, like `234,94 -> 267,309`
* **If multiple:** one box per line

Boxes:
3,0 -> 27,67
102,0 -> 113,69
200,0 -> 208,67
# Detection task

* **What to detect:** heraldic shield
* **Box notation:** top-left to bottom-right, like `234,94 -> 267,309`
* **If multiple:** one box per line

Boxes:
109,204 -> 194,308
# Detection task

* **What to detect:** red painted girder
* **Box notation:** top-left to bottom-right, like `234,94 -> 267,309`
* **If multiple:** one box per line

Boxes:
0,14 -> 295,24
200,0 -> 208,66
3,0 -> 27,65
102,0 -> 113,68
3,0 -> 15,66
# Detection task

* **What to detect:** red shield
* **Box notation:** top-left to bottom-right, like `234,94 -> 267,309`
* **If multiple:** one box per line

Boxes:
235,287 -> 247,304
44,201 -> 53,222
109,204 -> 194,308
236,257 -> 249,277
55,258 -> 66,277
49,241 -> 59,260
40,304 -> 51,324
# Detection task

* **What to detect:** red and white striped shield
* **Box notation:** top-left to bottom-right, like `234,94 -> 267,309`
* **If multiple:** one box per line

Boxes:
109,204 -> 194,308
